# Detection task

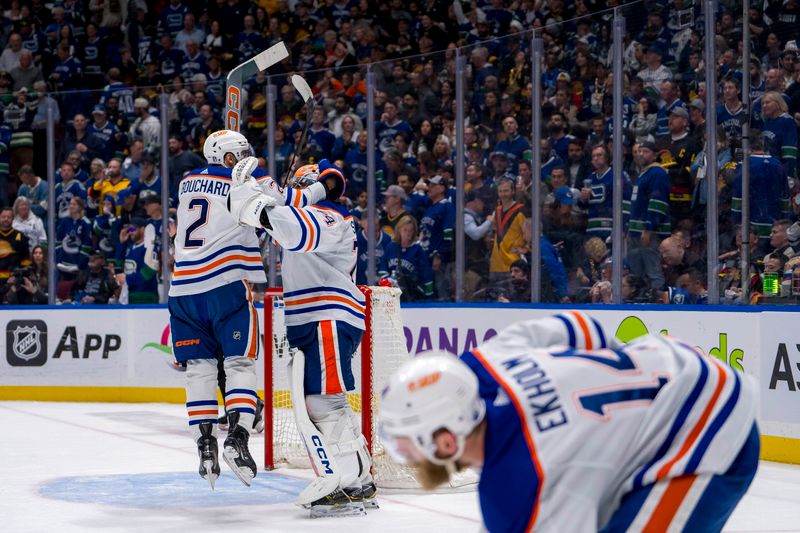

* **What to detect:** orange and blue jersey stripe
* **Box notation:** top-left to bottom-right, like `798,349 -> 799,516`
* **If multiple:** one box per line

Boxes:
284,286 -> 366,320
554,311 -> 607,349
286,207 -> 321,252
187,399 -> 219,426
632,342 -> 740,489
172,244 -> 263,286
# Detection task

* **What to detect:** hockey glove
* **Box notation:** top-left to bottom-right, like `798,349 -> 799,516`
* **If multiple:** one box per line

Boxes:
229,157 -> 277,228
317,159 -> 346,201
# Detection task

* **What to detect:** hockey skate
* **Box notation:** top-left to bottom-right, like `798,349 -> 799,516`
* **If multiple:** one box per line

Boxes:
222,411 -> 257,486
306,487 -> 367,518
344,481 -> 379,510
196,422 -> 220,490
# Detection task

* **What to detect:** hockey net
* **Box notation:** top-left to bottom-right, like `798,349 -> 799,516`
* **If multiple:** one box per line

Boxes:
263,285 -> 420,489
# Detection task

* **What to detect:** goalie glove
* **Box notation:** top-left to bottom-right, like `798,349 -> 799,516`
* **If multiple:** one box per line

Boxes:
317,159 -> 346,201
229,156 -> 277,228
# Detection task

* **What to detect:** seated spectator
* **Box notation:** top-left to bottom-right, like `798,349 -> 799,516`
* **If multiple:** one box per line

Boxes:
0,205 -> 30,298
16,165 -> 47,220
115,217 -> 158,304
496,259 -> 531,303
10,49 -> 43,91
764,219 -> 798,263
675,267 -> 709,304
11,196 -> 46,251
70,252 -> 118,305
575,236 -> 608,294
379,214 -> 433,302
5,245 -> 47,305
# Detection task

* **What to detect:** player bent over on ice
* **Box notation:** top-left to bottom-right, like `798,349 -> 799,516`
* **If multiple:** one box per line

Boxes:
380,312 -> 759,533
170,130 -> 339,489
228,156 -> 376,517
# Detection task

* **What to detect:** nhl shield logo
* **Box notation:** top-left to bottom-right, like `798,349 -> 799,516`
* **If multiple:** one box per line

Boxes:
6,319 -> 47,366
13,326 -> 40,360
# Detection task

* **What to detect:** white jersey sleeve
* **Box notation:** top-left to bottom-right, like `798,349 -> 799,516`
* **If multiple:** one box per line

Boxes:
265,201 -> 364,330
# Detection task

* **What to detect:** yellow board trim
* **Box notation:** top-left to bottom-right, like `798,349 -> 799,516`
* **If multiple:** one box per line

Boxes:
761,435 -> 800,465
2,386 -> 800,465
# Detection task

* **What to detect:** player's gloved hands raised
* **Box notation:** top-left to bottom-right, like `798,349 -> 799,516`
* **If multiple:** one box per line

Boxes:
229,156 -> 277,228
317,159 -> 346,201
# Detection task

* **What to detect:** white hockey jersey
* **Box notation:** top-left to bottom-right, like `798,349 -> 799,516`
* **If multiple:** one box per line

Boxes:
169,165 -> 325,296
263,199 -> 364,331
459,311 -> 757,533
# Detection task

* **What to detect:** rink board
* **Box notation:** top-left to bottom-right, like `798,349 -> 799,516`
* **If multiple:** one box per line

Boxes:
0,303 -> 799,464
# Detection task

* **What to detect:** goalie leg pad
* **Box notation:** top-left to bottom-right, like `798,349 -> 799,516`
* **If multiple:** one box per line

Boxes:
306,393 -> 372,489
222,356 -> 258,431
185,358 -> 220,440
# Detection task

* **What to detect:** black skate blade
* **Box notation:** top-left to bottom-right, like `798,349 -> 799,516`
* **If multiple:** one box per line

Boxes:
223,447 -> 255,487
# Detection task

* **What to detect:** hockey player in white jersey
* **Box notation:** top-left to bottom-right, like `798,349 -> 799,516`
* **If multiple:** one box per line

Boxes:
380,312 -> 759,533
228,157 -> 376,517
169,130 -> 342,489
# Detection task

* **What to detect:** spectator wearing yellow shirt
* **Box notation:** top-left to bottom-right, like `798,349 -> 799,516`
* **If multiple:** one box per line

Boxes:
90,159 -> 130,215
489,178 -> 529,288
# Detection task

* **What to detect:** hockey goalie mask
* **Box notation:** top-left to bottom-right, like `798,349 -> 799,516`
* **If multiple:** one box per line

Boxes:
379,352 -> 486,467
288,163 -> 319,189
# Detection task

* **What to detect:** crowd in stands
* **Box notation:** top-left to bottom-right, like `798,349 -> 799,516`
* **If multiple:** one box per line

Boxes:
1,0 -> 800,305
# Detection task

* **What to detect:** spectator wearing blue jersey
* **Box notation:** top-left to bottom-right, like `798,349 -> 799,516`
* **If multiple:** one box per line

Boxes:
419,174 -> 455,300
131,153 -> 164,204
157,34 -> 185,80
655,80 -> 684,139
50,42 -> 81,93
579,145 -> 632,241
353,210 -> 392,287
159,0 -> 191,38
344,130 -> 370,197
379,214 -> 433,301
93,196 -> 117,257
99,68 -> 135,121
306,107 -> 336,161
717,78 -> 746,142
235,15 -> 264,63
495,116 -> 530,172
546,112 -> 574,161
627,141 -> 670,290
761,91 -> 798,179
56,197 -> 92,279
87,105 -> 122,162
55,161 -> 86,220
115,216 -> 158,304
376,100 -> 413,155
732,131 -> 789,243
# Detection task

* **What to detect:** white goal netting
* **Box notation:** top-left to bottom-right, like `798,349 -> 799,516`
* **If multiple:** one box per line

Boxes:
264,286 -> 420,489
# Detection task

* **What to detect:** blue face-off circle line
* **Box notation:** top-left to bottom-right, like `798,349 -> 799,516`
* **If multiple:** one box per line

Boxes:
39,471 -> 307,509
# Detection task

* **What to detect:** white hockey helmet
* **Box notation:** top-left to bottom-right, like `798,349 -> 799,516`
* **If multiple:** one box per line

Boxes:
203,129 -> 253,166
379,351 -> 485,466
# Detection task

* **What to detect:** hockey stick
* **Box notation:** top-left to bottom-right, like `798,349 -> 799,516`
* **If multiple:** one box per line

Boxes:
281,74 -> 316,189
289,348 -> 342,506
225,42 -> 290,132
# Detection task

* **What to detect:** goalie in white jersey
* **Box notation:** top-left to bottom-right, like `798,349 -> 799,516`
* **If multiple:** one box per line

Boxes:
169,130 -> 341,489
380,312 -> 759,533
228,156 -> 376,517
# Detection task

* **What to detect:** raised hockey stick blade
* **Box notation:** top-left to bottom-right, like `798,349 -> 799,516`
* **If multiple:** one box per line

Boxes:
281,76 -> 316,188
290,349 -> 342,506
225,42 -> 290,132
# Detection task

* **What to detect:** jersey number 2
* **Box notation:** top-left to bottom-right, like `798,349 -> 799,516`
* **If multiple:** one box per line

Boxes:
185,198 -> 209,247
552,349 -> 669,421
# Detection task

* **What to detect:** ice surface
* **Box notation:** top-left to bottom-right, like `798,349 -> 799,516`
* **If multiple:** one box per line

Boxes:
1,402 -> 798,532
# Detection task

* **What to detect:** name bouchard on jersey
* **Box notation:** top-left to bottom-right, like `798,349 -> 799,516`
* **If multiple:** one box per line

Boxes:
503,354 -> 568,433
180,178 -> 231,197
